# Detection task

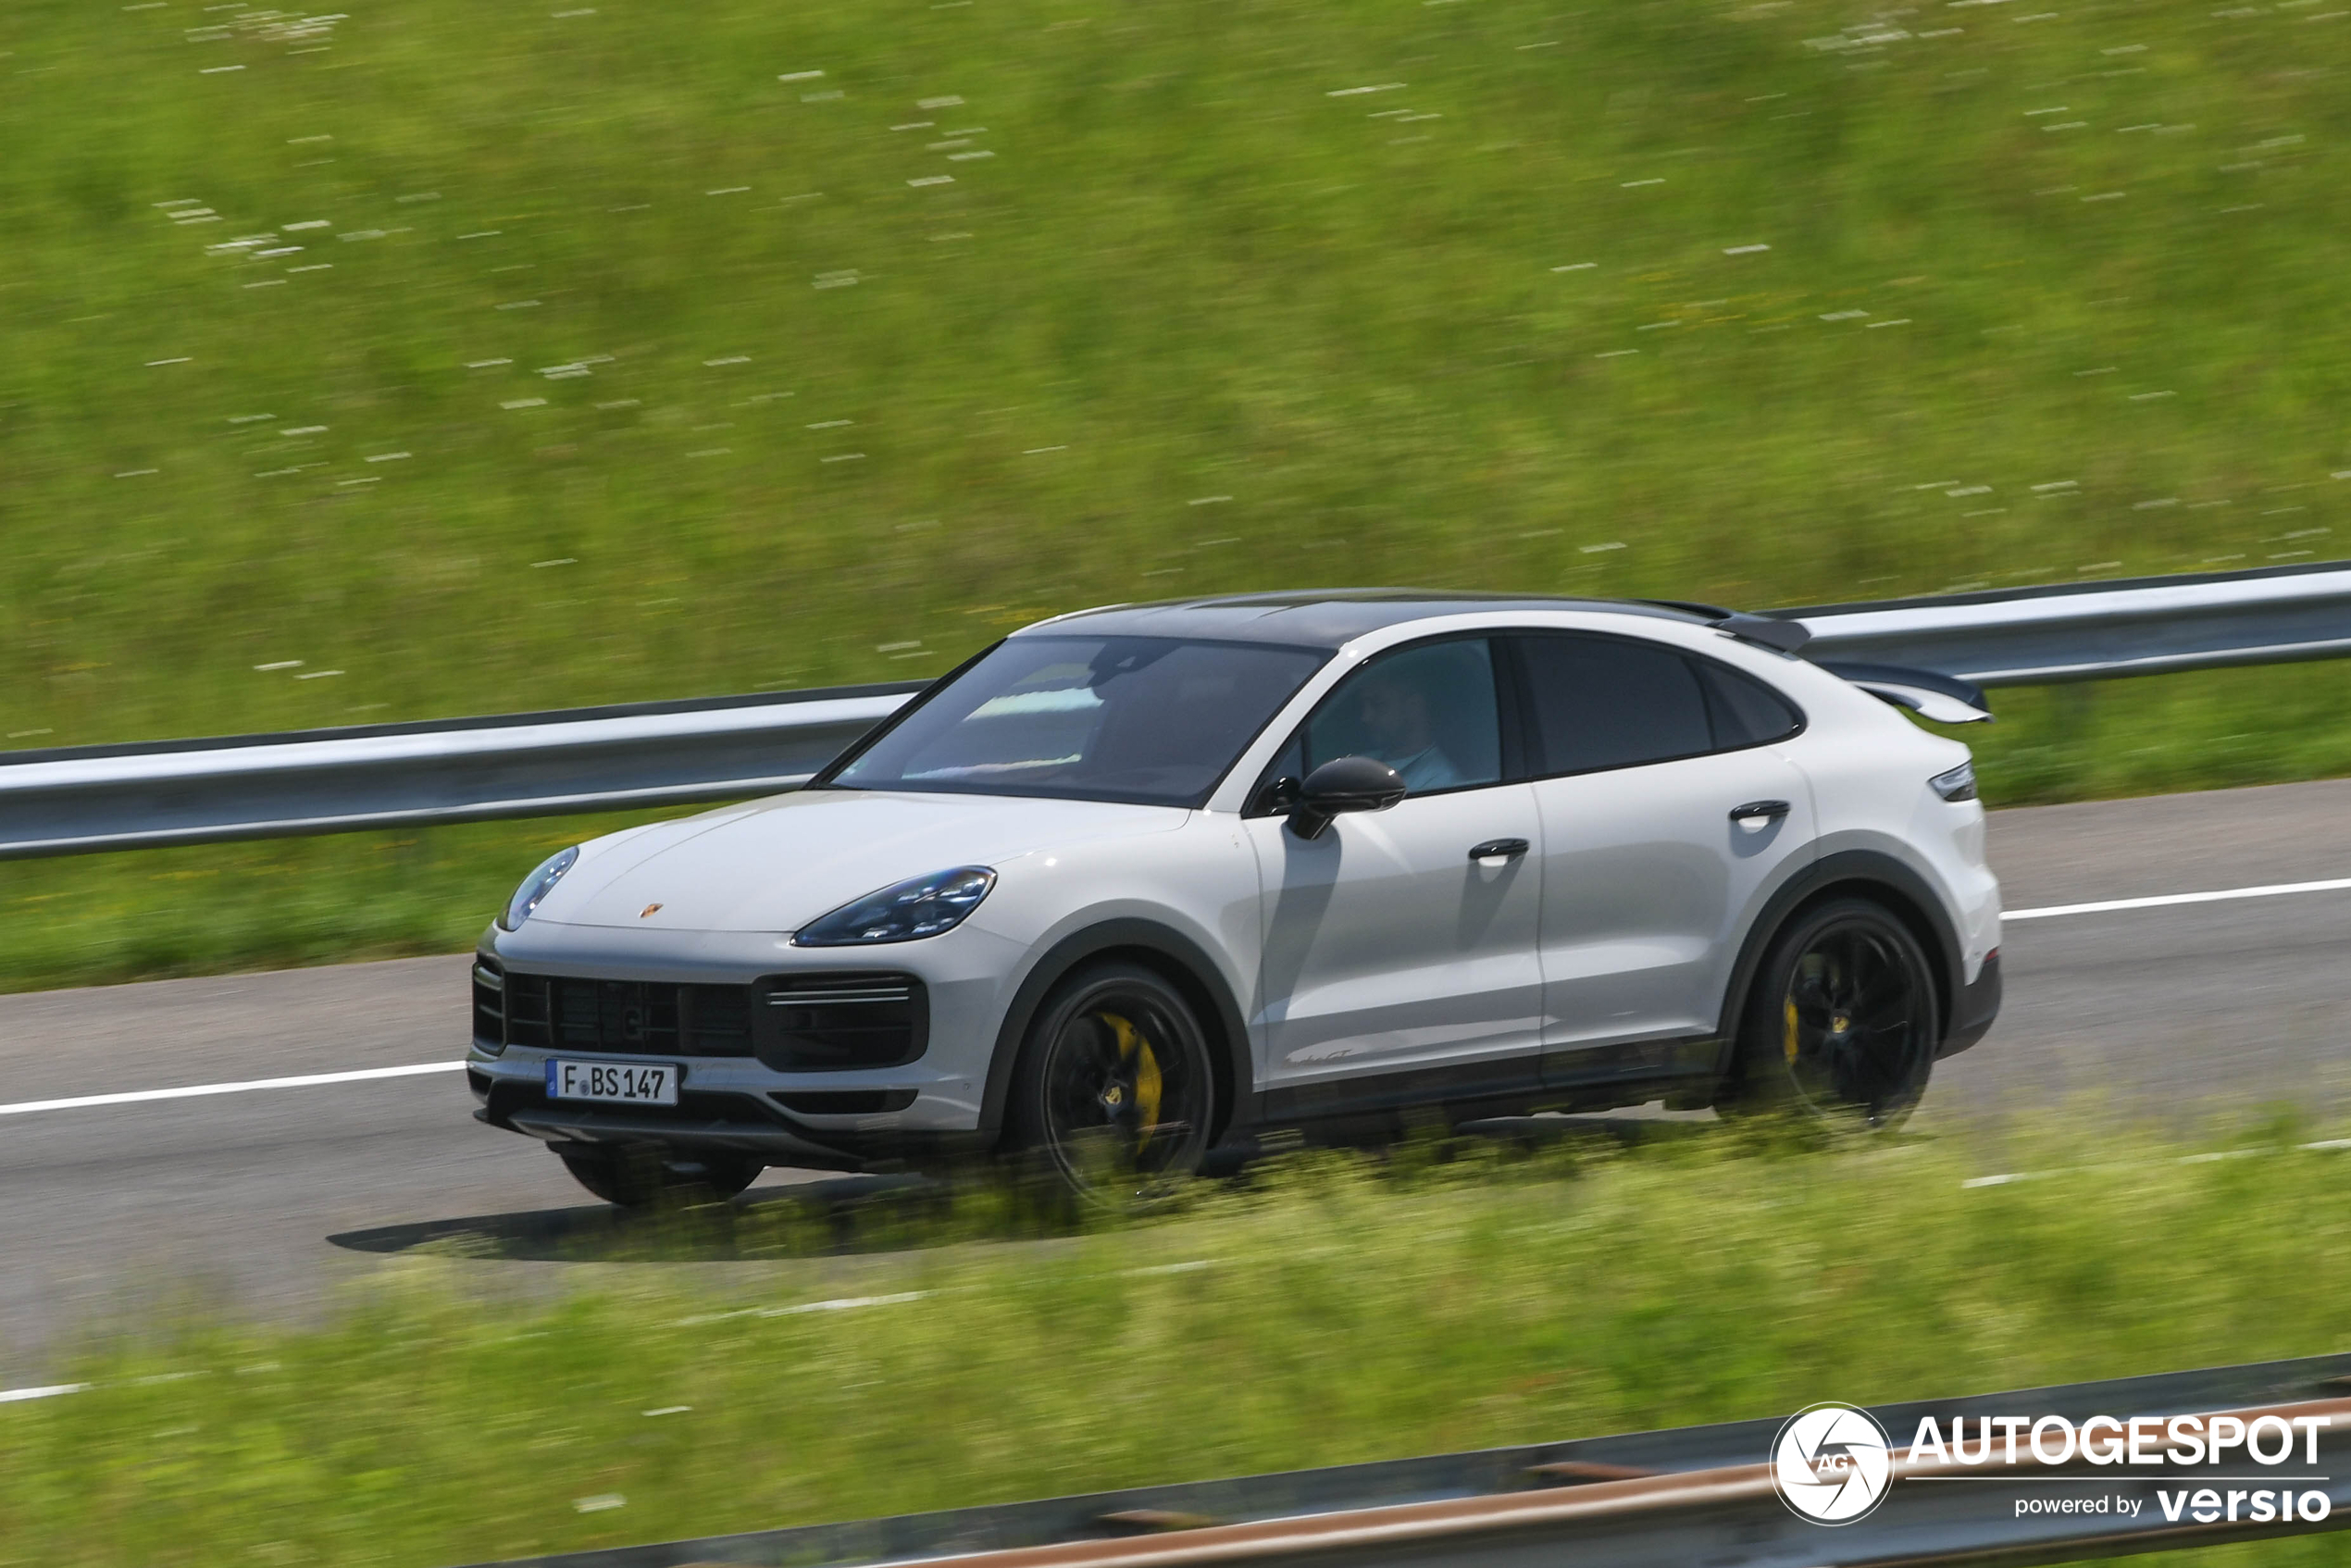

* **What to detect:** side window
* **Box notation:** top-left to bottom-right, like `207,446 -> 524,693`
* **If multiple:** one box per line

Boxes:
1270,638 -> 1504,799
1695,659 -> 1803,748
1514,634 -> 1711,776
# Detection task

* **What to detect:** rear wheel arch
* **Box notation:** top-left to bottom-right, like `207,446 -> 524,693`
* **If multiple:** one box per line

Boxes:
1714,851 -> 1965,1056
981,920 -> 1251,1147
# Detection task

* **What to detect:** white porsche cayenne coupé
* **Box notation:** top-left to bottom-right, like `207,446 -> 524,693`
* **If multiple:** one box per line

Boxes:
466,591 -> 2002,1204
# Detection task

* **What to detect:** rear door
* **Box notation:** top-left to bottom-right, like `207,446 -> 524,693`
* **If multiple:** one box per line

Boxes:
1505,633 -> 1816,1086
1241,636 -> 1547,1115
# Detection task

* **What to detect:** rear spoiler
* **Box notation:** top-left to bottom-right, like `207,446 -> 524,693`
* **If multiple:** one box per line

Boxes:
1640,603 -> 1995,724
1810,660 -> 1994,725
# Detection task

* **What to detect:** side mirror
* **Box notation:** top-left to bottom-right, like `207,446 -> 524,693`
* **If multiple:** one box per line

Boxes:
1287,755 -> 1409,840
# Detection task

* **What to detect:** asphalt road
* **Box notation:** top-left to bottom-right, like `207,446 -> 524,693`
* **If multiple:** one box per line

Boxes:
6,778 -> 2351,1382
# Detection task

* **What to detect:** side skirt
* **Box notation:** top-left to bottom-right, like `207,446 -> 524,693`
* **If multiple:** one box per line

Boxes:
1233,1040 -> 1723,1159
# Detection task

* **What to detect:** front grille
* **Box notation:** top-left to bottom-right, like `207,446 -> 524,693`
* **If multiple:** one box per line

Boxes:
757,972 -> 927,1071
499,974 -> 755,1056
479,968 -> 921,1067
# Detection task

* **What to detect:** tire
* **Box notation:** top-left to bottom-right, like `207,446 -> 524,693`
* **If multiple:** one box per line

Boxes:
1719,898 -> 1939,1130
1003,961 -> 1218,1207
555,1143 -> 764,1208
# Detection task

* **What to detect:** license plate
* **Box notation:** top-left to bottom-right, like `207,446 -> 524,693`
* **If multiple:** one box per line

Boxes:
545,1059 -> 679,1106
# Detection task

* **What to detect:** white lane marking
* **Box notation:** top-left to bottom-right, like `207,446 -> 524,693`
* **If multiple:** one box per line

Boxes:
5,871 -> 2347,1118
674,1291 -> 933,1326
0,1383 -> 88,1403
0,1061 -> 464,1117
2005,876 -> 2351,922
1963,1139 -> 2351,1188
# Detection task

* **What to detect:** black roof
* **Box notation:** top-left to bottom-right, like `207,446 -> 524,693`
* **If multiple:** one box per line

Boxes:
1018,590 -> 1710,651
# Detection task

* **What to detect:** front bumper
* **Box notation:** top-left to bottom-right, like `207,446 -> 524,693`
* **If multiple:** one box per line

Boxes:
1937,949 -> 2001,1059
467,921 -> 1014,1151
466,1060 -> 984,1171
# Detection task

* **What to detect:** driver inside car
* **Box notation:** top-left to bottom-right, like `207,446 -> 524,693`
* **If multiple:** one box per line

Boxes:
1350,663 -> 1463,792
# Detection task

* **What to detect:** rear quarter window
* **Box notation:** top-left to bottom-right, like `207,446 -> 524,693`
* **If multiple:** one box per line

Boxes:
1694,658 -> 1804,748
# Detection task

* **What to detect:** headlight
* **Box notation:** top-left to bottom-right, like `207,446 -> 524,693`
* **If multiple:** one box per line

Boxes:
793,866 -> 996,947
1929,761 -> 1978,803
500,845 -> 579,930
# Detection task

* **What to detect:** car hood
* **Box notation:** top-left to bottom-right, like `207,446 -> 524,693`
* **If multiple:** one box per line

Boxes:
531,789 -> 1188,934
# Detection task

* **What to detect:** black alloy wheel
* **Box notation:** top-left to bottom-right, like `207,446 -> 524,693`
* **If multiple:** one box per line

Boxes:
1727,898 -> 1939,1129
555,1143 -> 764,1208
1006,962 -> 1217,1206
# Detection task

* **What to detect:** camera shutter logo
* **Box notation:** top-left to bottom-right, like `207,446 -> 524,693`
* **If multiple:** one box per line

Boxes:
1773,1402 -> 1894,1524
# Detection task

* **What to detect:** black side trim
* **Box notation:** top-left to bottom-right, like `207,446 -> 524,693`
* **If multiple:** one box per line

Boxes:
1711,849 -> 1969,1068
1940,950 -> 2001,1059
982,920 -> 1254,1142
1263,1052 -> 1542,1124
1539,1033 -> 1720,1089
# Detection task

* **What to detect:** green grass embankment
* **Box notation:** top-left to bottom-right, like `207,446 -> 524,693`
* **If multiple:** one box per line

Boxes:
3,1126 -> 2346,1566
6,0 -> 2351,986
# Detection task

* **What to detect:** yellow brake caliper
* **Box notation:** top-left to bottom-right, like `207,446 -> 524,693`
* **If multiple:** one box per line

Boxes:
1784,997 -> 1801,1065
1101,1013 -> 1164,1150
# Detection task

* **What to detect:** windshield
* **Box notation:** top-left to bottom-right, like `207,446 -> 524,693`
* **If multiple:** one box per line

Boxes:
827,636 -> 1329,807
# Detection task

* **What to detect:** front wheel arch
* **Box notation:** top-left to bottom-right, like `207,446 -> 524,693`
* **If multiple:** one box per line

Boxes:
980,920 -> 1251,1150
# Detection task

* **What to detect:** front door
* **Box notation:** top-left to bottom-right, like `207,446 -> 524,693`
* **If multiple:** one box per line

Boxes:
1241,637 -> 1547,1116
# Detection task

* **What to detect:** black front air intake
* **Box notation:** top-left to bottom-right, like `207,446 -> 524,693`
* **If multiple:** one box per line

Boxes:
755,972 -> 928,1071
471,955 -> 507,1049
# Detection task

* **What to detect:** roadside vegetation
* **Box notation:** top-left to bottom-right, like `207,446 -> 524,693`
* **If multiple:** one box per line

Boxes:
3,1122 -> 2346,1566
4,0 -> 2349,987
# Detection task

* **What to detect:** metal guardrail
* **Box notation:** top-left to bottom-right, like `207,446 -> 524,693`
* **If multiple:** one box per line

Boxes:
464,1353 -> 2351,1568
1785,556 -> 2351,686
7,558 -> 2351,859
0,680 -> 924,860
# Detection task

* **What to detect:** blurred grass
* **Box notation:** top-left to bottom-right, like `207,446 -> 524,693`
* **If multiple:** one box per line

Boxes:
0,812 -> 669,994
4,1125 -> 2349,1565
5,0 -> 2351,989
3,0 -> 2349,747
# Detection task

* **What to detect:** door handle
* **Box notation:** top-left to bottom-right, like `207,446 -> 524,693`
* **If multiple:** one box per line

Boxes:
1468,838 -> 1531,862
1729,800 -> 1791,824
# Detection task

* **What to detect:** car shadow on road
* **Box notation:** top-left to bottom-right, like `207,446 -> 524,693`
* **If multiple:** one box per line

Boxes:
325,1114 -> 1736,1264
323,1173 -> 1048,1263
